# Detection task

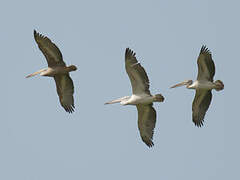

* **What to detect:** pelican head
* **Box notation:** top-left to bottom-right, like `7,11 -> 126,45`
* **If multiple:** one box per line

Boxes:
153,94 -> 165,102
67,65 -> 77,72
170,80 -> 193,89
214,80 -> 224,91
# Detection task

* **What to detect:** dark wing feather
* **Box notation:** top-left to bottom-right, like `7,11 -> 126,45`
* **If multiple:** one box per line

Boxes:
137,104 -> 156,147
54,74 -> 75,113
34,30 -> 66,67
192,90 -> 212,127
196,45 -> 215,82
125,48 -> 151,95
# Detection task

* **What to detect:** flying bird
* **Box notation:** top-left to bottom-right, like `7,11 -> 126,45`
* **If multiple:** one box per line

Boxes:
170,45 -> 224,127
26,30 -> 77,113
105,48 -> 164,147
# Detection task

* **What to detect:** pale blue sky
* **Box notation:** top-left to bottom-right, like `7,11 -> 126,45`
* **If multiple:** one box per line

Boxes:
0,0 -> 238,179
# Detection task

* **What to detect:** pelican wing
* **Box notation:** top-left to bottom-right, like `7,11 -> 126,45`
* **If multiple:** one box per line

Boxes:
192,90 -> 212,127
125,48 -> 151,95
54,74 -> 75,113
137,104 -> 156,147
34,30 -> 66,67
196,45 -> 215,82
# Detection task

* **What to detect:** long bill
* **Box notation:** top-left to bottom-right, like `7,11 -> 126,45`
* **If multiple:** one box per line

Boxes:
25,68 -> 46,78
104,96 -> 130,105
170,80 -> 190,88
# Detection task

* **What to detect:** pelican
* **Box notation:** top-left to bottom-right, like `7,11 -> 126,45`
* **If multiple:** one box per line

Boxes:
26,30 -> 77,113
105,48 -> 164,147
170,45 -> 224,127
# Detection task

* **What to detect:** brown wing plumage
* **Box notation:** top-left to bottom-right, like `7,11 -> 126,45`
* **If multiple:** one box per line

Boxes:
196,45 -> 215,82
192,90 -> 212,127
137,104 -> 156,147
125,48 -> 151,95
34,30 -> 66,67
54,74 -> 75,113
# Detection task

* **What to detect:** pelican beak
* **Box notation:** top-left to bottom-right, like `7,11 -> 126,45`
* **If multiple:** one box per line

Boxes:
25,68 -> 46,78
25,72 -> 39,78
25,74 -> 34,78
170,81 -> 188,88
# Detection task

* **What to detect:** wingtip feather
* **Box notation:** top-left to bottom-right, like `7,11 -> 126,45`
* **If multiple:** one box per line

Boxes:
193,114 -> 204,127
141,136 -> 154,148
125,47 -> 136,59
33,29 -> 38,37
63,105 -> 75,113
145,139 -> 154,148
200,45 -> 211,55
194,121 -> 204,128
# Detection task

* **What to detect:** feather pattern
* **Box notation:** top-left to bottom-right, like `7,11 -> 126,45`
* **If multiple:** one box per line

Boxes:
34,30 -> 66,67
197,45 -> 215,82
192,90 -> 212,127
125,48 -> 151,95
137,104 -> 156,147
54,74 -> 75,113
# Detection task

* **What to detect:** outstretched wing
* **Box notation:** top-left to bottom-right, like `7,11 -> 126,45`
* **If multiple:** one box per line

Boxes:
54,74 -> 75,113
137,104 -> 156,147
125,48 -> 151,95
34,30 -> 66,67
192,90 -> 212,127
196,45 -> 215,82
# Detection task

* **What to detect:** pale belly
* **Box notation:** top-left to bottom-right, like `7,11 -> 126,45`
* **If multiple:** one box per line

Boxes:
41,67 -> 66,77
191,81 -> 215,90
124,94 -> 154,105
40,68 -> 55,77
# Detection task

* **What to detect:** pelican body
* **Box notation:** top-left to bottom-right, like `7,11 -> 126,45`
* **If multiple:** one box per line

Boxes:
105,48 -> 164,147
171,46 -> 224,127
106,94 -> 164,106
27,65 -> 77,78
26,30 -> 77,113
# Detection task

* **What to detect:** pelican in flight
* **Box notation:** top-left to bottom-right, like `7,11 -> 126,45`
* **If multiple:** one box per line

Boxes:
26,30 -> 77,113
105,48 -> 164,147
170,45 -> 224,127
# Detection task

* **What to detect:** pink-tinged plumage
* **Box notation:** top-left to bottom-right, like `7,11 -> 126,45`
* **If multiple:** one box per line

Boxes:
171,45 -> 224,127
105,48 -> 164,147
26,30 -> 77,113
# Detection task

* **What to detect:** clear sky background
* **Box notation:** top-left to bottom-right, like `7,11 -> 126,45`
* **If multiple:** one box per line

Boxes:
1,0 -> 238,179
